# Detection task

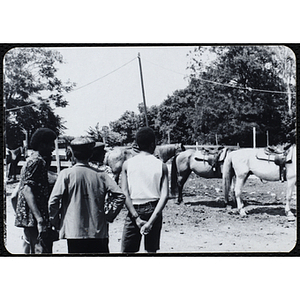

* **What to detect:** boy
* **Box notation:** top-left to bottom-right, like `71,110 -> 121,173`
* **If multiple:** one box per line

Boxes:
121,127 -> 169,253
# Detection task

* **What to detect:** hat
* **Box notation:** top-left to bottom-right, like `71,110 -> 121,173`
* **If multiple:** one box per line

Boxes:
71,137 -> 95,148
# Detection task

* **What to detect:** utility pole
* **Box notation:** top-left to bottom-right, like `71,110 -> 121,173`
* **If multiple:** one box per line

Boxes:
253,127 -> 256,148
137,53 -> 149,127
55,138 -> 61,173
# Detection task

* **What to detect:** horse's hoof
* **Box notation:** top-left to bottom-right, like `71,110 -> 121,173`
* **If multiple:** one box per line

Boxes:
239,208 -> 247,217
225,205 -> 232,211
175,200 -> 182,205
286,211 -> 295,222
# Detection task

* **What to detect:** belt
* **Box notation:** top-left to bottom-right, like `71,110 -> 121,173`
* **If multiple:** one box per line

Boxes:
133,201 -> 158,209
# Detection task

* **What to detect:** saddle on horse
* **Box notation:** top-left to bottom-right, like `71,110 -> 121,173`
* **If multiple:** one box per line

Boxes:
256,143 -> 292,182
194,146 -> 225,173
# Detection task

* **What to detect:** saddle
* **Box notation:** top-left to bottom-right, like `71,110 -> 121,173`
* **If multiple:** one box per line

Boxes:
264,143 -> 291,155
256,144 -> 292,182
194,146 -> 225,173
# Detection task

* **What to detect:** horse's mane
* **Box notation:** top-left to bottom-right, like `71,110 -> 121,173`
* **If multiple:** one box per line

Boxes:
155,143 -> 185,163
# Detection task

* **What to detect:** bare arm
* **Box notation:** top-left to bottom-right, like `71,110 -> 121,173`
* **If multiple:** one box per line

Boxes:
121,161 -> 146,228
48,172 -> 65,229
10,182 -> 20,212
140,163 -> 169,235
22,185 -> 46,234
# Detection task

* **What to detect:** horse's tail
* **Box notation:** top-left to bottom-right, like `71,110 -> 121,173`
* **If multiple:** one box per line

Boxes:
222,152 -> 234,204
171,155 -> 178,195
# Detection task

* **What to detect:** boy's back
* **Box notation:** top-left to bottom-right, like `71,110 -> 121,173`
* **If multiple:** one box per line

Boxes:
127,152 -> 163,203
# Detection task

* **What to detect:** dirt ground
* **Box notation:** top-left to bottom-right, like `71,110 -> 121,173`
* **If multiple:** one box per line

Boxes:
4,172 -> 297,255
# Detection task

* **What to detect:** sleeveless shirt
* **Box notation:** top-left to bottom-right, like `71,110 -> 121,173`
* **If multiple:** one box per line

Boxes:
126,151 -> 163,205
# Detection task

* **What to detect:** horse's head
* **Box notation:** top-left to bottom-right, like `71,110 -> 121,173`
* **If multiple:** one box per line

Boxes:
218,146 -> 240,162
174,143 -> 185,155
180,143 -> 186,151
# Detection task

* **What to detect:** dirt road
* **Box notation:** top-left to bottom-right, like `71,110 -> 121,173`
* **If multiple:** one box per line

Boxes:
4,174 -> 297,255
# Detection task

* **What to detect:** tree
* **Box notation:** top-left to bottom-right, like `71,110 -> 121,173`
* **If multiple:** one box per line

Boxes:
4,47 -> 75,148
271,46 -> 296,116
157,88 -> 196,144
87,123 -> 103,141
109,110 -> 140,145
187,46 -> 296,146
136,103 -> 163,143
87,123 -> 124,146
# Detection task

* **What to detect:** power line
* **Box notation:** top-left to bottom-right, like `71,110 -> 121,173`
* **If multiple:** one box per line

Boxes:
6,55 -> 296,113
70,57 -> 136,92
6,57 -> 137,112
143,57 -> 187,76
197,77 -> 296,95
143,57 -> 296,95
6,101 -> 37,112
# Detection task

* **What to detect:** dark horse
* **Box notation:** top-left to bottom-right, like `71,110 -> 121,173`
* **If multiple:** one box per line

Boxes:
171,146 -> 237,204
6,146 -> 23,181
104,143 -> 185,184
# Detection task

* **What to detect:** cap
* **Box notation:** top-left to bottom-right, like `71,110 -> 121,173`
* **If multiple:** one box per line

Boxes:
71,137 -> 95,148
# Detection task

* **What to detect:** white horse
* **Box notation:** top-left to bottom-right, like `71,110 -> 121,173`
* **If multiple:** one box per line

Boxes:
223,144 -> 296,220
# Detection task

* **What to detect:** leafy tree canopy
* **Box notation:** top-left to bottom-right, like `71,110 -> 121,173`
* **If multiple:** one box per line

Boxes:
87,123 -> 124,147
109,110 -> 140,145
184,45 -> 296,146
4,47 -> 76,148
82,46 -> 297,148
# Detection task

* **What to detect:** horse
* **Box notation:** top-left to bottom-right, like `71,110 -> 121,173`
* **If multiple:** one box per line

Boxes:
104,143 -> 186,184
6,146 -> 23,181
171,146 -> 236,204
222,144 -> 296,220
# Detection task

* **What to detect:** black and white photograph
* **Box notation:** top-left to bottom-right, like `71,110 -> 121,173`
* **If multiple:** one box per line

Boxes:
3,44 -> 297,255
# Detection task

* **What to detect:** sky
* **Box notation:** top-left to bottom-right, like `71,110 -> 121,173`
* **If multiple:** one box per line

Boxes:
49,46 -> 196,137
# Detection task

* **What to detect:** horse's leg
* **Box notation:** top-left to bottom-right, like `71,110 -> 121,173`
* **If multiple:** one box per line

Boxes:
230,176 -> 236,207
225,176 -> 236,210
176,183 -> 183,205
175,170 -> 191,204
234,176 -> 247,217
175,174 -> 184,204
285,177 -> 296,220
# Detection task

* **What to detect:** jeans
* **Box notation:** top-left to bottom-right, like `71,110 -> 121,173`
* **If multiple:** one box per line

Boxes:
121,201 -> 162,253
